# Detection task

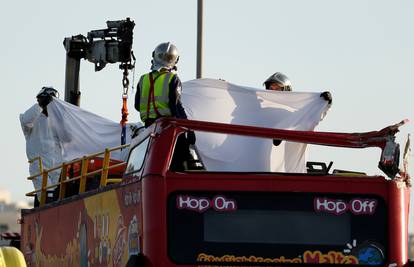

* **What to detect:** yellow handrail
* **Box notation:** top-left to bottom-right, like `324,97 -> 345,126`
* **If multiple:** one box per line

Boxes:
26,144 -> 130,207
100,149 -> 111,187
58,163 -> 68,200
39,171 -> 49,205
27,156 -> 44,181
79,156 -> 89,193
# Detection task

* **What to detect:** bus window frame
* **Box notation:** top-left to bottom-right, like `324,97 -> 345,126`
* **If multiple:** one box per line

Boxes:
124,136 -> 151,177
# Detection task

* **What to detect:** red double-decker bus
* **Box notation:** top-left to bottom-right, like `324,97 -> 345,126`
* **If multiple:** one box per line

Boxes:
19,118 -> 412,267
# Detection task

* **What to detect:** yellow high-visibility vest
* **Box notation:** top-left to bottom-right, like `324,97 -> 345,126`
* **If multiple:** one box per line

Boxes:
139,71 -> 175,121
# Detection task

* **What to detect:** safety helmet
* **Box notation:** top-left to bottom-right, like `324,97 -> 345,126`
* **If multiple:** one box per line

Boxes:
263,72 -> 292,91
151,42 -> 179,71
37,86 -> 59,98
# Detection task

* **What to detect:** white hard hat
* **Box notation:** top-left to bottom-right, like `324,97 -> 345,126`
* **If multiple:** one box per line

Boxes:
151,42 -> 179,71
263,72 -> 292,91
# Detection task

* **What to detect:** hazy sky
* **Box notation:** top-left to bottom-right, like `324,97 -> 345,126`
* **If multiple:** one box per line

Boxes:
0,0 -> 413,228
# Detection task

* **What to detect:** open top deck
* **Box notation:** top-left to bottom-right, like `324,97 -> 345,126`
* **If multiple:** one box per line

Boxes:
21,118 -> 411,267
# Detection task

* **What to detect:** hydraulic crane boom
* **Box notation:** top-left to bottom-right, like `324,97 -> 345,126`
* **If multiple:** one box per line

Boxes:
63,18 -> 135,106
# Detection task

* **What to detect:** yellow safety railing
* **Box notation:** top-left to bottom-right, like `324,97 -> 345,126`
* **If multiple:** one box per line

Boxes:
26,144 -> 130,206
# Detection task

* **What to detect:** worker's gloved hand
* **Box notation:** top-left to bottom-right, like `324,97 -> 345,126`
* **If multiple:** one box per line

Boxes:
320,91 -> 332,104
273,139 -> 282,146
186,131 -> 196,145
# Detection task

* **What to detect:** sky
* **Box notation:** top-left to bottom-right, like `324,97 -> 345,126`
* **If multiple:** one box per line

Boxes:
0,1 -> 413,230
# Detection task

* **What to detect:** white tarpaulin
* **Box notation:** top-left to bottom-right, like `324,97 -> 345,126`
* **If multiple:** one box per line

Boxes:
20,98 -> 136,193
20,104 -> 65,193
20,98 -> 134,192
47,98 -> 134,162
181,78 -> 330,173
20,78 -> 330,188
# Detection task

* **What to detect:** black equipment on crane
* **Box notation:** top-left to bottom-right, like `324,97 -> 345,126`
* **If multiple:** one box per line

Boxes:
63,18 -> 135,106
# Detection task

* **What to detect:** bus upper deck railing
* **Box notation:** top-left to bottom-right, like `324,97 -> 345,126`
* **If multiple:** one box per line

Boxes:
26,144 -> 130,207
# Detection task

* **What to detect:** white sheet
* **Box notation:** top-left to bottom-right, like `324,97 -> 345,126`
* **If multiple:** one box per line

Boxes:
181,79 -> 330,172
47,98 -> 134,162
20,104 -> 63,193
21,78 -> 330,182
21,98 -> 137,194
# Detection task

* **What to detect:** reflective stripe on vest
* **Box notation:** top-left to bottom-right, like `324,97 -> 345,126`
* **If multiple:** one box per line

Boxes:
139,72 -> 175,121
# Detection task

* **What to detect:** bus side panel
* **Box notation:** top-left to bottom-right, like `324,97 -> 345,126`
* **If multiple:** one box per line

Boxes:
21,182 -> 142,267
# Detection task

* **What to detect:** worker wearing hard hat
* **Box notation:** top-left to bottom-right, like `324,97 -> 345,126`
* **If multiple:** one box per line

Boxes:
134,42 -> 195,170
264,72 -> 332,103
263,73 -> 292,146
135,42 -> 188,127
263,72 -> 332,146
20,87 -> 64,206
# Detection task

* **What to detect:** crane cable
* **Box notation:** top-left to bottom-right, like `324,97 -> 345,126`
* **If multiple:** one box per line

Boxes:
120,68 -> 129,146
120,52 -> 136,146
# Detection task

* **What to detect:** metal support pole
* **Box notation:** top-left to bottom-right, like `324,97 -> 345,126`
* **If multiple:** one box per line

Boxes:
196,0 -> 203,79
